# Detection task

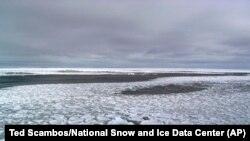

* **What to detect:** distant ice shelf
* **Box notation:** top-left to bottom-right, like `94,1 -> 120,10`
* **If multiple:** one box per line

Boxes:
0,68 -> 250,76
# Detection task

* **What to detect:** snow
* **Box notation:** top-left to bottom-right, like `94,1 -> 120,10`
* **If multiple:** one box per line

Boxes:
0,72 -> 250,139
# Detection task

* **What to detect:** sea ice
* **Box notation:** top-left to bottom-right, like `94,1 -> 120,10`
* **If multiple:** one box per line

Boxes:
0,73 -> 250,140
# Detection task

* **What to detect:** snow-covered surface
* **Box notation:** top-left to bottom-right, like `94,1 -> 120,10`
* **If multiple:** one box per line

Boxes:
1,71 -> 250,139
0,68 -> 250,76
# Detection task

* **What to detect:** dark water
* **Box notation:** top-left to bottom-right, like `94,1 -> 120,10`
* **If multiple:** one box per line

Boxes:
0,73 -> 248,89
0,74 -> 162,89
122,83 -> 209,95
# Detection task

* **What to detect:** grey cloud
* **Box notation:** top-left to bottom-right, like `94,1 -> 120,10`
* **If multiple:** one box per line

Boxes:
0,0 -> 250,68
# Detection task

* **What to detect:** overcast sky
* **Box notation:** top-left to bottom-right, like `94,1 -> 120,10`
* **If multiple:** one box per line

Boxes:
0,0 -> 250,69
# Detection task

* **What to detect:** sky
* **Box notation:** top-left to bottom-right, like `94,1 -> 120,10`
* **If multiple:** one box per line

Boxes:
0,0 -> 250,69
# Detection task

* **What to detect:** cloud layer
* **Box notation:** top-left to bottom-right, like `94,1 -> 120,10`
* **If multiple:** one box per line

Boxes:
1,0 -> 250,68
